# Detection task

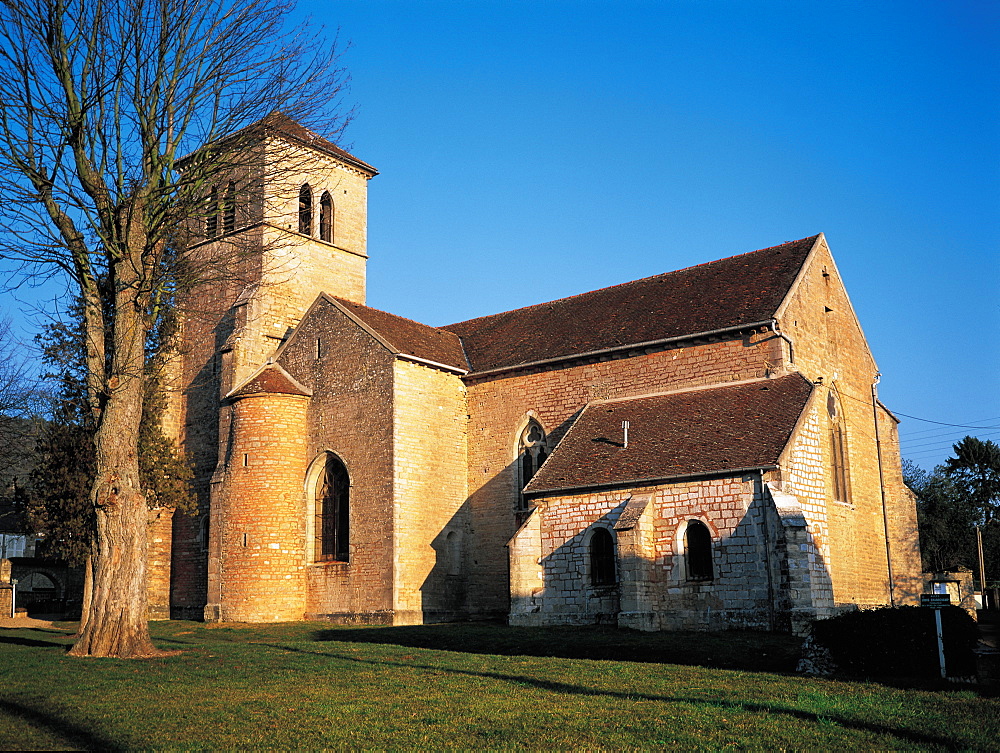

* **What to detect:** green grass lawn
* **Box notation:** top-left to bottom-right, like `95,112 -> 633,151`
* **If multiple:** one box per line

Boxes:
0,620 -> 996,750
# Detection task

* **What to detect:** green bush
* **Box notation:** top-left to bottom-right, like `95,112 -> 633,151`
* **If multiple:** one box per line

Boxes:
810,605 -> 979,679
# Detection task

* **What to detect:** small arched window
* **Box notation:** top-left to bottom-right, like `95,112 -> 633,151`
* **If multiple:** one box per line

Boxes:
223,181 -> 236,233
516,419 -> 548,515
298,184 -> 313,235
590,528 -> 616,586
685,520 -> 714,581
319,191 -> 334,242
315,453 -> 349,562
205,185 -> 219,238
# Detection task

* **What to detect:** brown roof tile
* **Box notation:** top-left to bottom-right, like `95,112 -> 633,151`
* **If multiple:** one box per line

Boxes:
227,363 -> 312,400
444,235 -> 819,373
524,374 -> 814,495
333,298 -> 470,372
259,113 -> 378,176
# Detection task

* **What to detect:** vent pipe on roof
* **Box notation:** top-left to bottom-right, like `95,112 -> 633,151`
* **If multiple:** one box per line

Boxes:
622,420 -> 630,449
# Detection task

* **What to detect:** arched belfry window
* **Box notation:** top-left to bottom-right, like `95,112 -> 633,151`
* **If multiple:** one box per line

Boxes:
828,390 -> 850,503
315,453 -> 349,562
516,419 -> 548,515
685,520 -> 714,581
298,184 -> 313,235
223,181 -> 236,233
590,527 -> 617,586
319,191 -> 334,242
206,185 -> 219,238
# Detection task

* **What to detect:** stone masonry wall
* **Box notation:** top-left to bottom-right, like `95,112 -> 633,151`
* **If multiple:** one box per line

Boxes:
392,359 -> 469,624
465,332 -> 783,618
511,475 -> 790,630
213,392 -> 310,622
777,239 -> 919,608
277,299 -> 396,621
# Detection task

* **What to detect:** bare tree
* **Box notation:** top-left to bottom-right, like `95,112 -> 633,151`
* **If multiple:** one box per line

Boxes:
0,0 -> 351,657
0,315 -> 42,490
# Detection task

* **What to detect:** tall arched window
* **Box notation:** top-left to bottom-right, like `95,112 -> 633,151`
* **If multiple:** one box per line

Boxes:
319,191 -> 334,242
315,453 -> 349,562
223,181 -> 236,233
516,419 -> 548,516
828,390 -> 850,503
684,520 -> 714,581
298,184 -> 313,235
590,528 -> 616,586
205,185 -> 219,238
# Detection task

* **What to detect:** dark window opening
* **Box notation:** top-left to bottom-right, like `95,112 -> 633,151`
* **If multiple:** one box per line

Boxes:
316,453 -> 349,562
223,181 -> 236,233
516,419 -> 548,515
685,520 -> 714,581
319,191 -> 334,242
590,528 -> 616,586
298,184 -> 313,235
206,185 -> 218,238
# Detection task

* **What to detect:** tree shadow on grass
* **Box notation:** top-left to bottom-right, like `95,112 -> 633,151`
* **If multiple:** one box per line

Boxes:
0,698 -> 126,751
312,622 -> 803,674
0,630 -> 74,649
258,639 -> 963,750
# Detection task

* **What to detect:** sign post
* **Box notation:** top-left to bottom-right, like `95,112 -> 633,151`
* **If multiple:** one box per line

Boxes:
921,593 -> 951,679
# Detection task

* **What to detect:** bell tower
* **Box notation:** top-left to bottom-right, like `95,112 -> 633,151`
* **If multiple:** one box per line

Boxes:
166,114 -> 377,620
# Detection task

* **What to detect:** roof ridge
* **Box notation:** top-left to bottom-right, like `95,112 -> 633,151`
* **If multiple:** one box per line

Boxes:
332,296 -> 457,336
443,235 -> 820,330
590,372 -> 809,405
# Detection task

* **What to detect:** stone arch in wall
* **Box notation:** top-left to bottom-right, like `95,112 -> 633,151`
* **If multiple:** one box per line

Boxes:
586,525 -> 618,587
673,516 -> 718,582
512,412 -> 549,521
304,450 -> 352,563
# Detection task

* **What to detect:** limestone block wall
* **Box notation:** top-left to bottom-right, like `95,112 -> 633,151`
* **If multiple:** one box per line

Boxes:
211,391 -> 310,622
276,299 -> 396,621
511,475 -> 791,631
465,332 -> 782,618
776,239 -> 917,608
391,359 -> 469,624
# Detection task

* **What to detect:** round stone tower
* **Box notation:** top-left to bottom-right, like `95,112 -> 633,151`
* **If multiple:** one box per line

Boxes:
214,363 -> 312,622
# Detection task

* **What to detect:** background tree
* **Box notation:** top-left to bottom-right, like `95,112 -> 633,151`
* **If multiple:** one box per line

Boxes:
0,0 -> 350,657
907,438 -> 1000,595
0,315 -> 43,495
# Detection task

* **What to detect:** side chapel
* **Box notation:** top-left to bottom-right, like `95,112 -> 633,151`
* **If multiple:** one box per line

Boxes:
159,115 -> 921,633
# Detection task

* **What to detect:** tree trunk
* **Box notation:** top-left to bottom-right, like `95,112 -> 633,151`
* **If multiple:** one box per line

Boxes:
68,374 -> 161,657
73,553 -> 93,638
68,237 -> 163,658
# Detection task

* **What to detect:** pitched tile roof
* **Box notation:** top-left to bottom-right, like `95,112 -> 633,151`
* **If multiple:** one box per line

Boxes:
444,235 -> 819,373
524,373 -> 814,495
227,363 -> 312,400
259,113 -> 378,176
332,297 -> 470,372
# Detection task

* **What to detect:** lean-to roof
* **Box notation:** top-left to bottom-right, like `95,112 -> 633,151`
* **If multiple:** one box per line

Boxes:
524,373 -> 814,495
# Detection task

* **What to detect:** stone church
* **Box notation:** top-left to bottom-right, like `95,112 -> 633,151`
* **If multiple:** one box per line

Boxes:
156,115 -> 921,633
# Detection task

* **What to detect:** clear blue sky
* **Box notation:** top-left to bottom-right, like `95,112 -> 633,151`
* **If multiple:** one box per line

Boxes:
298,0 -> 998,470
4,1 -> 998,471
